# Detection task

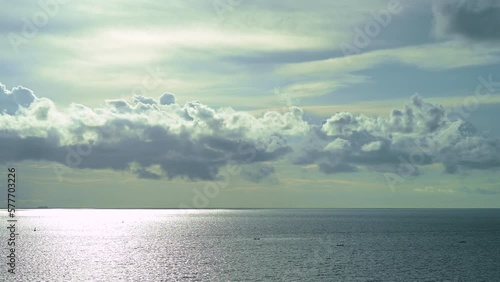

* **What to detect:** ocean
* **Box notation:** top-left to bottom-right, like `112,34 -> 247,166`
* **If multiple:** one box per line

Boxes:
1,209 -> 499,281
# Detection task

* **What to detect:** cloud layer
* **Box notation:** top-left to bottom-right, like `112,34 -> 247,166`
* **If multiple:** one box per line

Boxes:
1,83 -> 499,181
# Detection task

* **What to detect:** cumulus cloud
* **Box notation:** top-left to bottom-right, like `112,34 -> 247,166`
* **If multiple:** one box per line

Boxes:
0,83 -> 37,115
159,92 -> 176,105
293,94 -> 500,175
134,95 -> 157,105
1,83 -> 499,181
0,83 -> 309,180
324,138 -> 351,152
433,0 -> 500,41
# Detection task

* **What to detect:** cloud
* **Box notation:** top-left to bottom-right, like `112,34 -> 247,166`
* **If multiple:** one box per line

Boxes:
361,141 -> 383,152
0,83 -> 37,115
414,187 -> 455,193
0,83 -> 309,181
324,138 -> 351,152
159,92 -> 176,105
278,42 -> 500,80
293,94 -> 500,175
433,0 -> 500,41
1,83 -> 500,181
134,95 -> 157,105
135,167 -> 162,180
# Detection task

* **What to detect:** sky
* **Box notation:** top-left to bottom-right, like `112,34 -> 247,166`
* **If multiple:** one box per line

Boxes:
1,0 -> 500,208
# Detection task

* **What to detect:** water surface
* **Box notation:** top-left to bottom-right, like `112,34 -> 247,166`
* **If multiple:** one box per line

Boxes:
1,209 -> 499,281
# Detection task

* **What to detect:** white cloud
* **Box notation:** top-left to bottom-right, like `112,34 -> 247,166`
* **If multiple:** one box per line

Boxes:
293,94 -> 500,174
0,83 -> 309,180
361,141 -> 383,152
324,138 -> 351,152
0,83 -> 37,115
2,83 -> 500,179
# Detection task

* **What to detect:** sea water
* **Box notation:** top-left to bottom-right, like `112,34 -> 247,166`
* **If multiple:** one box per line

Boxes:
1,209 -> 499,281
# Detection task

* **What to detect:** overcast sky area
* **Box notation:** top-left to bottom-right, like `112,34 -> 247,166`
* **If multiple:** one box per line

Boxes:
1,0 -> 500,208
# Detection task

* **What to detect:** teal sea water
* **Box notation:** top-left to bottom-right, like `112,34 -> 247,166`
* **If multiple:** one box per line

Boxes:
1,209 -> 499,281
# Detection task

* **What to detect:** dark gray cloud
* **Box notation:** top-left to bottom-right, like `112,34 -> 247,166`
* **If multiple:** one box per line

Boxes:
433,0 -> 500,41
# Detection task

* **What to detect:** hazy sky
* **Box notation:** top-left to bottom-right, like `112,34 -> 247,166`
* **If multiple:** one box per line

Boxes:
1,0 -> 499,208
